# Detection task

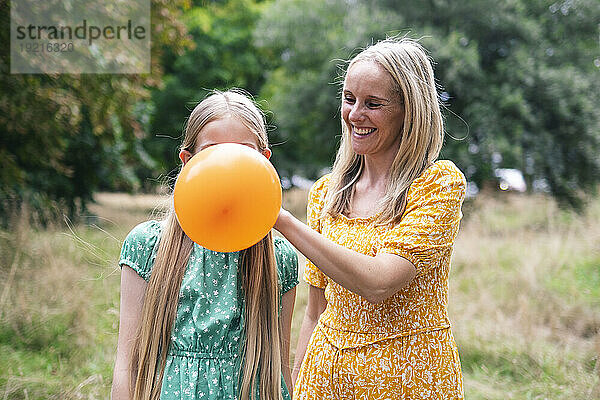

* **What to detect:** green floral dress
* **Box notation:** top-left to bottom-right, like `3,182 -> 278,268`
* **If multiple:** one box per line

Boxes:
119,220 -> 298,400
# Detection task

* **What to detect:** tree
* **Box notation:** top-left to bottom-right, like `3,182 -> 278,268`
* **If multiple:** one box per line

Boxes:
145,0 -> 275,182
0,0 -> 192,223
255,0 -> 403,178
256,0 -> 600,208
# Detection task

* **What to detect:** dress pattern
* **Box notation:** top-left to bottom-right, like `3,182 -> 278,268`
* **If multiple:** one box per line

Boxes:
119,221 -> 298,400
295,160 -> 466,399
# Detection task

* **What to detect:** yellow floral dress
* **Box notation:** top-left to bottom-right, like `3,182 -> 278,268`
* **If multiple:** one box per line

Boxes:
294,160 -> 466,399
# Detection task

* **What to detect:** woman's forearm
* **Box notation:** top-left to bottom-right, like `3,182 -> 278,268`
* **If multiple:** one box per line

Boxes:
292,285 -> 326,386
275,210 -> 415,303
292,313 -> 319,385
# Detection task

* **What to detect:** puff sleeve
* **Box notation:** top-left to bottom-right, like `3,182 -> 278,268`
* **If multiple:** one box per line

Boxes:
376,161 -> 466,276
303,175 -> 331,289
274,236 -> 299,294
119,220 -> 162,281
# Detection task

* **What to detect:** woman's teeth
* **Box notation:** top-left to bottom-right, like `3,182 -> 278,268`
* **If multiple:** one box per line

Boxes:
354,127 -> 376,135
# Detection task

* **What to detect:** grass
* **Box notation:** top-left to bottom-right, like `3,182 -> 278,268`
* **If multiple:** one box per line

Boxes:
450,194 -> 600,399
0,189 -> 599,399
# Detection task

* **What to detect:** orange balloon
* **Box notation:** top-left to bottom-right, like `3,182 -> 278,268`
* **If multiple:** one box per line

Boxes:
173,143 -> 282,252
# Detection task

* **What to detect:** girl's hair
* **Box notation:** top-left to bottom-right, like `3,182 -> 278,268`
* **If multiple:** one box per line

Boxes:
130,89 -> 283,400
323,37 -> 444,225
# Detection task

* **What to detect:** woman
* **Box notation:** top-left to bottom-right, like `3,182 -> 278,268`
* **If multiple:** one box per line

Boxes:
274,38 -> 466,398
111,90 -> 297,400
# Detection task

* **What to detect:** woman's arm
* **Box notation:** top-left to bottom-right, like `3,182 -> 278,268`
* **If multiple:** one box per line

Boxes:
275,210 -> 416,304
280,287 -> 296,397
292,285 -> 327,386
111,265 -> 147,400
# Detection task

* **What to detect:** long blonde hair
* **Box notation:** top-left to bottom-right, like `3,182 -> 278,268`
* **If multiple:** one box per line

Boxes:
324,37 -> 444,224
130,89 -> 283,400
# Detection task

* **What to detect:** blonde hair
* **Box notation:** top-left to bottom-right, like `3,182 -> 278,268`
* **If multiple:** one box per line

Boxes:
324,37 -> 444,224
130,89 -> 283,400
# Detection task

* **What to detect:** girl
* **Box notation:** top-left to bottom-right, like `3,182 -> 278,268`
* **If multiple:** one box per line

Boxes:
111,90 -> 298,400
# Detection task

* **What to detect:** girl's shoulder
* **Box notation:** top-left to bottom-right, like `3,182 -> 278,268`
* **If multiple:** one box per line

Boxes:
273,236 -> 299,294
273,236 -> 297,266
124,219 -> 163,241
119,220 -> 164,281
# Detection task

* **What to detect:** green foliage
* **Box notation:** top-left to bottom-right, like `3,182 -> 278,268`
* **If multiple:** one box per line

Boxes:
2,0 -> 599,220
146,0 -> 274,179
0,0 -> 192,224
256,0 -> 600,207
255,0 -> 402,177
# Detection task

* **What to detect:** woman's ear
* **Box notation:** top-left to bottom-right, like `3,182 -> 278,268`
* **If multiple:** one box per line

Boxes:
262,148 -> 272,160
179,150 -> 193,165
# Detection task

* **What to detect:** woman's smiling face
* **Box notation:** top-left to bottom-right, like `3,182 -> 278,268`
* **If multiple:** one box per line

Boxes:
341,60 -> 405,160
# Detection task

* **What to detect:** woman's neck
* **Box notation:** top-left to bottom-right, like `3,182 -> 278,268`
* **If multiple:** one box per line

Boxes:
358,152 -> 395,190
346,155 -> 394,218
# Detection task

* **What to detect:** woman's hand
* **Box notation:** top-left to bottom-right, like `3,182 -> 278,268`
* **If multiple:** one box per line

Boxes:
274,207 -> 293,233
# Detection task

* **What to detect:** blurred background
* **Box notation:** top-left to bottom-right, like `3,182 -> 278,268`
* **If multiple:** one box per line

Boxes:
0,0 -> 599,398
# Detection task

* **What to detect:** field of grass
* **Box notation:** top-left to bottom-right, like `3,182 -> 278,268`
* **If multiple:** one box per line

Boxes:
0,189 -> 599,399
